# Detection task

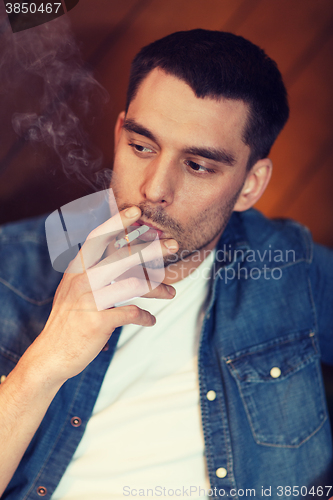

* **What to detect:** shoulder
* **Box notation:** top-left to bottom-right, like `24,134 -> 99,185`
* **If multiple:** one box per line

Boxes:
224,208 -> 314,265
0,215 -> 62,372
0,215 -> 61,305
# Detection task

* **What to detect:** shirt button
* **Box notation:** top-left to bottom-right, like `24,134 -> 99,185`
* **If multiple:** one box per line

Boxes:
37,486 -> 47,496
216,467 -> 227,478
0,375 -> 6,384
71,416 -> 82,427
270,367 -> 281,378
206,390 -> 216,401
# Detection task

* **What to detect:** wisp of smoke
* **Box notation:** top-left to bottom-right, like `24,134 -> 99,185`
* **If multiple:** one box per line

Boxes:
0,3 -> 111,190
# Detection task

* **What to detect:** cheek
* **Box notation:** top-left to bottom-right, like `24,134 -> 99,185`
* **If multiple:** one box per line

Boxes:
112,150 -> 136,187
113,148 -> 128,173
177,194 -> 220,230
187,183 -> 240,224
183,185 -> 228,213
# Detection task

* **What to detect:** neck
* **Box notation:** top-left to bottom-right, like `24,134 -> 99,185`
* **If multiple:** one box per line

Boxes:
163,239 -> 218,285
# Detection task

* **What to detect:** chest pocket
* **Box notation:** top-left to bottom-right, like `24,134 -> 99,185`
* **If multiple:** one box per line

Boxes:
225,332 -> 327,447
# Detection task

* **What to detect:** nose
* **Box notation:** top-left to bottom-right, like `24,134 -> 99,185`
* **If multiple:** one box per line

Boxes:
140,154 -> 179,206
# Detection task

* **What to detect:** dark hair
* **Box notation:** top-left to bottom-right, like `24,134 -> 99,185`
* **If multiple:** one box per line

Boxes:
126,29 -> 289,170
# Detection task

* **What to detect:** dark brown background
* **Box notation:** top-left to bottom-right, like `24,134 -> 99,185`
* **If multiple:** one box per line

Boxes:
0,0 -> 332,407
1,0 -> 333,246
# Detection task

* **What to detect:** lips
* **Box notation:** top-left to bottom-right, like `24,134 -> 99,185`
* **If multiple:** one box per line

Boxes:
132,219 -> 166,241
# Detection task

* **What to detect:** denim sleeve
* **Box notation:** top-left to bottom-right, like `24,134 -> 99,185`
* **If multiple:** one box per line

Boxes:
310,242 -> 333,365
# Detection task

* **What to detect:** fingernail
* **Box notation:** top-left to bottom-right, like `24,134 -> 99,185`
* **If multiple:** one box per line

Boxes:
167,285 -> 176,297
163,240 -> 178,251
124,206 -> 140,218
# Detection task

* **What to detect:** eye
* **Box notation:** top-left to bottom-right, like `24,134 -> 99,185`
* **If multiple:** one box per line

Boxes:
128,143 -> 154,154
185,160 -> 215,174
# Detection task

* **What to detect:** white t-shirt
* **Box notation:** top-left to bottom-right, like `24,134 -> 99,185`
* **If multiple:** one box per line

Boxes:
53,251 -> 215,500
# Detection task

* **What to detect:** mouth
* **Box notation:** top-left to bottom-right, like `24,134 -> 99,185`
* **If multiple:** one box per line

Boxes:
132,219 -> 166,242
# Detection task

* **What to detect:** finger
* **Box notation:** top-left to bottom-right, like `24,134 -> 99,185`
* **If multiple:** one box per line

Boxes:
68,206 -> 142,272
111,236 -> 178,264
93,237 -> 178,276
91,277 -> 151,310
141,282 -> 176,299
86,238 -> 178,291
100,304 -> 156,328
90,277 -> 176,311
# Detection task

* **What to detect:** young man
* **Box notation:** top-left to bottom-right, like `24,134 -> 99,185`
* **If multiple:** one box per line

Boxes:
0,30 -> 332,498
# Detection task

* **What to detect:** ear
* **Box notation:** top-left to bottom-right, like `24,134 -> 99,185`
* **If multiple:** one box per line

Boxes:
114,111 -> 126,149
233,158 -> 273,212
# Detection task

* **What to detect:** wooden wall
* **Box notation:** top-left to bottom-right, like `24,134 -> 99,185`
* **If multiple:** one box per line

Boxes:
0,0 -> 332,247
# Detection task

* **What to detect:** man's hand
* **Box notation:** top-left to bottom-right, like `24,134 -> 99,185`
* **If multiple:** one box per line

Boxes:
27,205 -> 179,385
0,206 -> 178,494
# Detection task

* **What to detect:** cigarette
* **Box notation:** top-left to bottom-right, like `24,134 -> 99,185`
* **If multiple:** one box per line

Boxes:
114,225 -> 150,249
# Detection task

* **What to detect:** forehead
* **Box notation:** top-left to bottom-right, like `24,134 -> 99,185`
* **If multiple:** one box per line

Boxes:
126,68 -> 250,159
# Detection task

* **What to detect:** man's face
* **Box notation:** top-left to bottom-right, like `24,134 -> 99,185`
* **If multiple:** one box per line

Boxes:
111,68 -> 251,266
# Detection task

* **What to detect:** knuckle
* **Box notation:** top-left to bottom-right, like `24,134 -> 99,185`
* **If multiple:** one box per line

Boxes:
76,293 -> 98,315
70,274 -> 88,295
86,227 -> 99,240
127,305 -> 141,320
126,277 -> 143,291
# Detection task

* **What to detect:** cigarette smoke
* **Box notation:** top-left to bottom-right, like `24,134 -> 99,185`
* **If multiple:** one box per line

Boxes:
0,3 -> 111,190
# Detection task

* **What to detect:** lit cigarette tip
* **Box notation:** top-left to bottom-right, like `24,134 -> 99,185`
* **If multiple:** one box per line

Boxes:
115,225 -> 150,249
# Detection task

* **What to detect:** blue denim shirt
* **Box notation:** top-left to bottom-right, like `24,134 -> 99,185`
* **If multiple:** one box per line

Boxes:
1,209 -> 332,499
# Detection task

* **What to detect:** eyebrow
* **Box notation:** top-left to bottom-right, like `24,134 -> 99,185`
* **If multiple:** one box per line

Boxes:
123,118 -> 158,143
123,118 -> 236,167
183,146 -> 236,167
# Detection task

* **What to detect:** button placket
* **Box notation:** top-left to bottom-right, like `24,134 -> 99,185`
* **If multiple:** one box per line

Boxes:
199,336 -> 235,492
